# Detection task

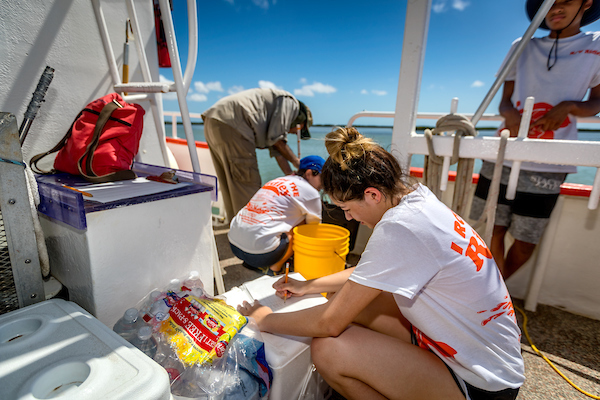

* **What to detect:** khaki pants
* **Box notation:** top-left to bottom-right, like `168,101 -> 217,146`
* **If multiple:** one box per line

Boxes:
203,117 -> 262,221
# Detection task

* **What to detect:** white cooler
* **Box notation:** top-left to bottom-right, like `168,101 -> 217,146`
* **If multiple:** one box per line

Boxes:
0,299 -> 172,400
221,274 -> 331,400
35,163 -> 217,329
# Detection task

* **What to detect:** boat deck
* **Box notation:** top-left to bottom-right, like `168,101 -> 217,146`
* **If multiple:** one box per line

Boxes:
213,222 -> 600,400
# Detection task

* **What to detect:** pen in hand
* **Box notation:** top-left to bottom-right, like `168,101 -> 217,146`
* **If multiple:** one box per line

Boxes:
283,261 -> 290,303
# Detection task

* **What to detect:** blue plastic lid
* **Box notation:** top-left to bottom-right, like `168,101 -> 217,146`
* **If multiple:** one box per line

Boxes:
35,162 -> 216,230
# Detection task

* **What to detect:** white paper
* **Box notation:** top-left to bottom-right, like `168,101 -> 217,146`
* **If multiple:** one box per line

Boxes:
74,177 -> 191,203
221,273 -> 327,313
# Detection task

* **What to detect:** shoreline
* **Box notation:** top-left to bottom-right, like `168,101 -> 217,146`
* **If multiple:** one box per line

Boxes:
178,122 -> 600,132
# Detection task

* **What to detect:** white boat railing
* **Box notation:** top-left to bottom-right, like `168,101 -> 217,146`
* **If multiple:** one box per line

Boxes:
376,0 -> 600,316
93,0 -> 201,174
164,110 -> 600,210
163,111 -> 304,157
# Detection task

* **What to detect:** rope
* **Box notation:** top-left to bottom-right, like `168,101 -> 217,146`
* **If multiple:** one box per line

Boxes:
515,305 -> 600,399
471,130 -> 510,245
25,165 -> 50,277
424,114 -> 477,215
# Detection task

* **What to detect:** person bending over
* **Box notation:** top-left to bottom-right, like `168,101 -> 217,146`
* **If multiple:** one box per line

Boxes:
201,88 -> 312,222
228,155 -> 324,276
238,127 -> 524,400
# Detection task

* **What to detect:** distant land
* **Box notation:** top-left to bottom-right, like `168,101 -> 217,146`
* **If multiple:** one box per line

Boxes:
178,122 -> 599,132
182,121 -> 499,130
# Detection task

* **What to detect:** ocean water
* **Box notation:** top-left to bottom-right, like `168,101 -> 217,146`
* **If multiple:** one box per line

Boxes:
179,125 -> 598,186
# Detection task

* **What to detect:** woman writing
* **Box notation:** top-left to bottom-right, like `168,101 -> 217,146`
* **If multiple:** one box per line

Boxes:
238,127 -> 524,400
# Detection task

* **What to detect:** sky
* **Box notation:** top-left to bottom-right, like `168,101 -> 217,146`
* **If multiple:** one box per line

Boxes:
158,0 -> 600,126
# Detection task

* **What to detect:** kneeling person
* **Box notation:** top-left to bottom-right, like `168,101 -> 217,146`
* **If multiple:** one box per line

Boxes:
228,155 -> 325,275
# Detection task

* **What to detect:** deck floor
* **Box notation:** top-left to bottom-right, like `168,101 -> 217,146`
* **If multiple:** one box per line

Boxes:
213,222 -> 600,400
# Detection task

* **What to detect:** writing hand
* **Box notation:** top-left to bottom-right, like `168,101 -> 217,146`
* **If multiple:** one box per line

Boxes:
273,276 -> 307,299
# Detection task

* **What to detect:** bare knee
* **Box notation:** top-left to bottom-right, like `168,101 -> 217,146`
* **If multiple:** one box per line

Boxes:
311,336 -> 337,370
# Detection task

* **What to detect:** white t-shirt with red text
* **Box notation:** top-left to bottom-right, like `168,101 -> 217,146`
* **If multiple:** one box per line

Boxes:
228,175 -> 321,254
349,184 -> 525,391
498,31 -> 600,173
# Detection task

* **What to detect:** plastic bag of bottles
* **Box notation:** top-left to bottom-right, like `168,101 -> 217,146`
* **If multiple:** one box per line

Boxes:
121,271 -> 272,399
166,321 -> 272,399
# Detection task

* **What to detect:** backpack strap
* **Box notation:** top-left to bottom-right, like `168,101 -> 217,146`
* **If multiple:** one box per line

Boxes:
77,100 -> 137,183
29,110 -> 84,174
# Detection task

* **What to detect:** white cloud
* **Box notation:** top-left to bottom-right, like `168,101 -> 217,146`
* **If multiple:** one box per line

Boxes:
222,0 -> 234,4
294,82 -> 337,97
188,93 -> 208,102
159,77 -> 177,100
258,80 -> 283,90
432,2 -> 446,13
159,74 -> 173,84
359,89 -> 386,96
162,92 -> 178,100
194,82 -> 209,93
228,85 -> 245,95
471,80 -> 484,88
252,0 -> 269,10
300,77 -> 307,84
432,0 -> 469,13
194,81 -> 223,94
452,0 -> 469,11
206,81 -> 224,92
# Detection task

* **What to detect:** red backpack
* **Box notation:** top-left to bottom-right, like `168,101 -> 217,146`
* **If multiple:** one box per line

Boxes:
31,93 -> 145,182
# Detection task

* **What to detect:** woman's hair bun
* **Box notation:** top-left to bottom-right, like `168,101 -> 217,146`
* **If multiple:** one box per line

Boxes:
325,127 -> 376,170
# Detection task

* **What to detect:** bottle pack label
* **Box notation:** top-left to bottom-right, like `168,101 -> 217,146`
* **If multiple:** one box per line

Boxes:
159,295 -> 247,366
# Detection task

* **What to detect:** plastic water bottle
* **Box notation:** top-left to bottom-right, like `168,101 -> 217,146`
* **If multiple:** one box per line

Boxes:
155,351 -> 184,384
113,308 -> 142,343
131,326 -> 158,359
183,271 -> 205,297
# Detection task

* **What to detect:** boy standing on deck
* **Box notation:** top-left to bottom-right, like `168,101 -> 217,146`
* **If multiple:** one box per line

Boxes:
471,0 -> 600,279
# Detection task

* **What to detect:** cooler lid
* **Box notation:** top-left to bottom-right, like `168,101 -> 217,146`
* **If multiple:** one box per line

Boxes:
36,162 -> 217,230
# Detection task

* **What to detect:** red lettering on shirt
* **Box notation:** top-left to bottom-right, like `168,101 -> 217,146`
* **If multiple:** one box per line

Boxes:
451,242 -> 463,255
465,235 -> 492,272
454,220 -> 466,238
569,49 -> 600,56
450,211 -> 492,271
239,178 -> 300,224
263,179 -> 299,198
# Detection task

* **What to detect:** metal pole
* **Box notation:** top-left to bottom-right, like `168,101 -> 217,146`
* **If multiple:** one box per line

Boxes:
391,0 -> 431,173
19,66 -> 54,145
471,0 -> 554,125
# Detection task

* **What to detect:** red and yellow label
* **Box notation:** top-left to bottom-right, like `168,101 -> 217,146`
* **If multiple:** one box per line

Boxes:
159,296 -> 246,366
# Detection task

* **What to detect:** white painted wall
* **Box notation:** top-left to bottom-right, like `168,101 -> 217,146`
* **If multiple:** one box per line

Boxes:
0,0 -> 167,168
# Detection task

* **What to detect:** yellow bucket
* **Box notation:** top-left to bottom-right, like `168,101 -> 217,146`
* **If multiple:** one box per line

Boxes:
293,223 -> 350,280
